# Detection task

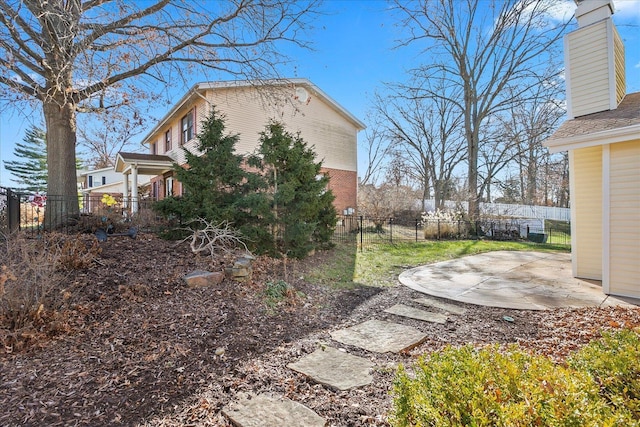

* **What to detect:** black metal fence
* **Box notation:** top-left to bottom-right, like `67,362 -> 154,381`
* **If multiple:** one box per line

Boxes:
332,215 -> 571,248
1,188 -> 570,248
0,188 -> 158,235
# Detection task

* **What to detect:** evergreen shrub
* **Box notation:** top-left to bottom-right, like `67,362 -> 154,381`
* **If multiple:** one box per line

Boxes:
390,342 -> 636,427
569,329 -> 640,420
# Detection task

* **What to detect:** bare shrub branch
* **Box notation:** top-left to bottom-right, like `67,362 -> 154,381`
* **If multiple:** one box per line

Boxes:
182,218 -> 248,260
0,233 -> 63,332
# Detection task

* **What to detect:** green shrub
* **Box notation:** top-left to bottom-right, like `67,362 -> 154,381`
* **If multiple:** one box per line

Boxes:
569,329 -> 640,420
263,280 -> 301,310
390,344 -> 631,427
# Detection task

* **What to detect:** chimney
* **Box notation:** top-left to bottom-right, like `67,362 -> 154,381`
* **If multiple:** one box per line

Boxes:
574,0 -> 614,26
565,0 -> 625,118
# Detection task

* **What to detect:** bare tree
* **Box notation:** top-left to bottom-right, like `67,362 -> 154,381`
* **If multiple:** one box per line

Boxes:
0,0 -> 319,228
358,112 -> 393,186
501,84 -> 565,205
373,81 -> 466,211
358,182 -> 417,230
393,0 -> 569,218
543,151 -> 570,207
76,103 -> 148,169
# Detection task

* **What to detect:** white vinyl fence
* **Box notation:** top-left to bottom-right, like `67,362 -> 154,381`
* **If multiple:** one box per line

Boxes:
418,199 -> 570,222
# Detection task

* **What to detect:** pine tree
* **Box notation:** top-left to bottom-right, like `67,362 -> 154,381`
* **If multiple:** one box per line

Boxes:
258,121 -> 337,259
4,125 -> 48,192
154,108 -> 272,247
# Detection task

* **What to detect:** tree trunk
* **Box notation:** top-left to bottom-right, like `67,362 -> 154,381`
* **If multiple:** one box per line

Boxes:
467,131 -> 480,219
526,147 -> 537,204
44,99 -> 80,229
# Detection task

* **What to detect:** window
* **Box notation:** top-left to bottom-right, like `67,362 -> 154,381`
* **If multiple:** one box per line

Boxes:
151,142 -> 157,155
152,181 -> 159,199
165,129 -> 172,152
88,176 -> 93,188
101,176 -> 106,186
165,177 -> 174,197
181,110 -> 193,145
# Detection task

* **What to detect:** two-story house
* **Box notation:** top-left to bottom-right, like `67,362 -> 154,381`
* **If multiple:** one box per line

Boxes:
116,78 -> 365,215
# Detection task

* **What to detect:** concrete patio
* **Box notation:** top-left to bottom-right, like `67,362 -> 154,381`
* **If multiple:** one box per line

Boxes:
399,251 -> 637,310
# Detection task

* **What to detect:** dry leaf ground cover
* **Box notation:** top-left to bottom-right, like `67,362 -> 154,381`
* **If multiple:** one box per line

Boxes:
1,235 -> 639,426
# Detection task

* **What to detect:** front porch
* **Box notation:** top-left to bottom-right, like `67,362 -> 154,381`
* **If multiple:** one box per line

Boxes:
114,152 -> 174,214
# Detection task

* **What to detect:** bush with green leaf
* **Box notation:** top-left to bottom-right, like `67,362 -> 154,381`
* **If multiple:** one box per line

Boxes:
390,343 -> 632,427
263,280 -> 301,309
153,108 -> 270,247
258,121 -> 337,259
154,110 -> 336,258
569,329 -> 640,420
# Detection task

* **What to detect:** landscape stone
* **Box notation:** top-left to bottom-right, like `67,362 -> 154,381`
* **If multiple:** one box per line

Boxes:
412,296 -> 467,315
384,304 -> 448,323
222,392 -> 325,427
330,319 -> 426,353
226,255 -> 254,281
183,270 -> 225,288
288,346 -> 374,390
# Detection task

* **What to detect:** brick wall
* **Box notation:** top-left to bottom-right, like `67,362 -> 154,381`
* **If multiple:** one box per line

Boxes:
165,165 -> 357,214
322,167 -> 357,214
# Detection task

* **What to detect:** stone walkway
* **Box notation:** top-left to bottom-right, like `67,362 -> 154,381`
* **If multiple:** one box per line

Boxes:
221,295 -> 462,425
221,251 -> 638,425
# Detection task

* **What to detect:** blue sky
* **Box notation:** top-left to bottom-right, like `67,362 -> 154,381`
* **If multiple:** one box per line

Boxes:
1,0 -> 639,188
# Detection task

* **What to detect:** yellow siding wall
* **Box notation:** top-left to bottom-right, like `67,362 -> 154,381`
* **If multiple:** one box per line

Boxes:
608,140 -> 640,296
572,146 -> 603,280
613,25 -> 626,105
567,20 -> 611,117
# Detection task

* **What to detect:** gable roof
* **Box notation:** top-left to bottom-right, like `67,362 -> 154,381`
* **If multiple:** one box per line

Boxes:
545,92 -> 640,153
78,166 -> 116,176
140,78 -> 365,145
115,152 -> 174,175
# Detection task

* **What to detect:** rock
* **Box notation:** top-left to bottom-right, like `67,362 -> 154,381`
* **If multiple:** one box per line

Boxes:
287,346 -> 374,390
226,255 -> 254,282
222,392 -> 325,427
183,270 -> 225,288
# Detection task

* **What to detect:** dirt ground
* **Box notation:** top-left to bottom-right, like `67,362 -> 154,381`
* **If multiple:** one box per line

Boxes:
1,234 -> 640,426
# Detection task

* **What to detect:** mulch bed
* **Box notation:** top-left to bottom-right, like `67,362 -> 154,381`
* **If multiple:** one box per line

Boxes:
1,234 -> 639,426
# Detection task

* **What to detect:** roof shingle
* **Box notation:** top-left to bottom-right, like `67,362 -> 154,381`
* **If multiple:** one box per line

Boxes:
547,91 -> 640,142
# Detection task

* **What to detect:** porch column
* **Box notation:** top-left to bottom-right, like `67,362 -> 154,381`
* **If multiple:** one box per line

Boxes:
131,164 -> 139,213
123,172 -> 129,209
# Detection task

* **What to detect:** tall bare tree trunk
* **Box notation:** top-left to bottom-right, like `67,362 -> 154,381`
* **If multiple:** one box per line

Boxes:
526,148 -> 537,204
467,128 -> 480,220
44,99 -> 80,229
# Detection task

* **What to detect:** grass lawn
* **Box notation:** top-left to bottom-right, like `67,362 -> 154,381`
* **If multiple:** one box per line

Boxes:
545,219 -> 571,245
306,239 -> 570,289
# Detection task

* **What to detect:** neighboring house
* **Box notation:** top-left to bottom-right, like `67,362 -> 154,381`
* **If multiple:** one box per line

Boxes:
115,78 -> 365,214
545,0 -> 640,298
79,166 -> 121,191
80,164 -> 153,213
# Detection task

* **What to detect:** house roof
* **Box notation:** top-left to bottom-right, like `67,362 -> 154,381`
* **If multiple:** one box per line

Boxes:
545,91 -> 640,153
78,166 -> 116,176
81,176 -> 152,194
115,152 -> 174,175
139,78 -> 366,145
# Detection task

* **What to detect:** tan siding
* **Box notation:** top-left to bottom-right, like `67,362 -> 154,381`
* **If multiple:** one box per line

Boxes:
608,141 -> 640,296
572,146 -> 603,280
613,26 -> 626,105
206,86 -> 358,172
160,98 -> 207,165
567,20 -> 611,117
140,82 -> 359,212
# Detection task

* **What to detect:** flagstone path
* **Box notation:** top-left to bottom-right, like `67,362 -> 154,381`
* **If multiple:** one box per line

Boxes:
221,295 -> 467,426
